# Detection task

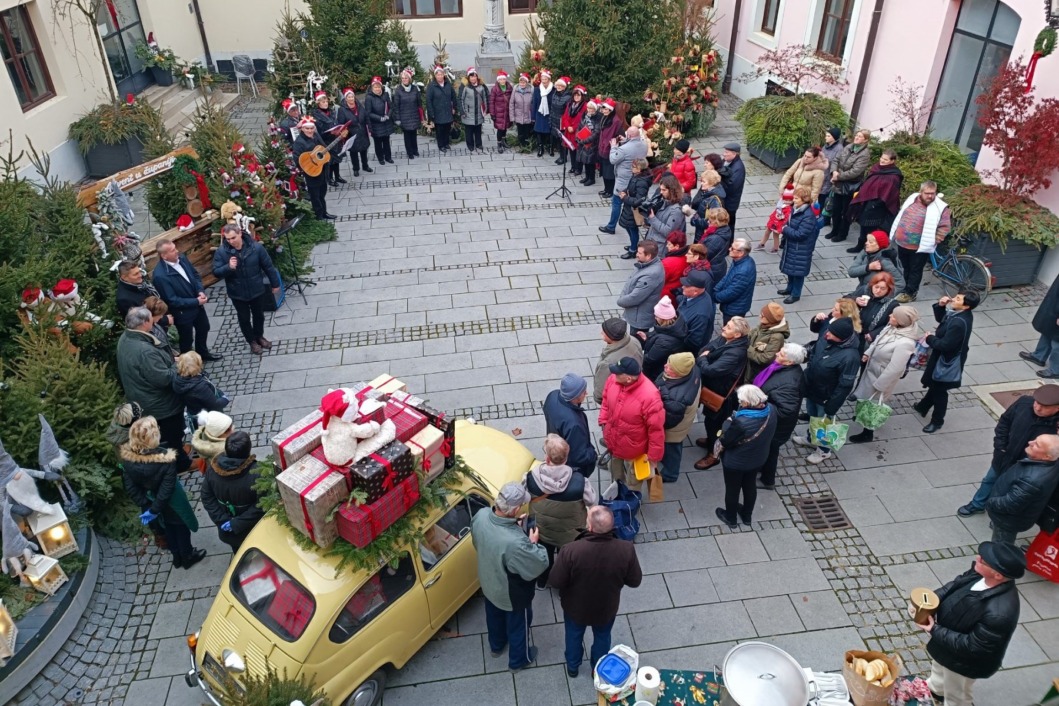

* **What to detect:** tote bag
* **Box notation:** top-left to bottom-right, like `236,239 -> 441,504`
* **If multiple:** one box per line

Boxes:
1027,529 -> 1059,583
854,393 -> 893,430
809,416 -> 849,451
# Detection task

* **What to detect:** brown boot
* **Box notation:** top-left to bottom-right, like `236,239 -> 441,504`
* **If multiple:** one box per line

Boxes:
694,437 -> 711,449
250,341 -> 264,355
694,454 -> 720,470
257,336 -> 273,350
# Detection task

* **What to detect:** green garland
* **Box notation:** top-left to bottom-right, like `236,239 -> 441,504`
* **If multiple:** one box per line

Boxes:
254,453 -> 484,575
1035,27 -> 1057,57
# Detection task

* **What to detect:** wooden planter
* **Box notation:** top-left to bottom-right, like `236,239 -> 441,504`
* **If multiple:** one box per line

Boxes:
747,143 -> 801,171
965,235 -> 1048,288
81,137 -> 144,179
150,66 -> 174,86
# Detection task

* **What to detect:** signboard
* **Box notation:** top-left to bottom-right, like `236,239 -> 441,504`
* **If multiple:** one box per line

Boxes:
76,146 -> 198,208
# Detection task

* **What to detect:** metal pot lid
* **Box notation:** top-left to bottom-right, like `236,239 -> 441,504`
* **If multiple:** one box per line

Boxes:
722,641 -> 809,706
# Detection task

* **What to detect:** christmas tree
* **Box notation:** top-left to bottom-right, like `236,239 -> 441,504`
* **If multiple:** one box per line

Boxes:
267,9 -> 325,114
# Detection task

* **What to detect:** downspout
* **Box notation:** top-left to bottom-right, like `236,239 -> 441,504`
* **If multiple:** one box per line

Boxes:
190,0 -> 215,72
849,0 -> 886,126
722,0 -> 744,93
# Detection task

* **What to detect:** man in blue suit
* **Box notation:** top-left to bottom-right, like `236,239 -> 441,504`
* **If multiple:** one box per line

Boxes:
152,239 -> 222,361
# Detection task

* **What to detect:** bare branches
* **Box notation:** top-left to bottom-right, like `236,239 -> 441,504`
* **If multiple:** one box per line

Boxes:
738,44 -> 847,96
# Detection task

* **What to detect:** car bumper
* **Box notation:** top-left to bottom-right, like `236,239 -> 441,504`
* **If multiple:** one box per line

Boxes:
185,653 -> 223,706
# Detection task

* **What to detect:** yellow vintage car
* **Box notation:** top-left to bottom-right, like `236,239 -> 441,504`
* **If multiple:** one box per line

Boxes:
184,419 -> 536,706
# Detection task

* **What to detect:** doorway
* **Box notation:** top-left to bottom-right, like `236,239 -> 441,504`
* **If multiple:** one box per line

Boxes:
96,0 -> 150,96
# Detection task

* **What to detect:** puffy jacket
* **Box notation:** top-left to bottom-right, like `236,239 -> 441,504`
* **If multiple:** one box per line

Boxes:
471,508 -> 549,612
645,201 -> 686,245
617,257 -> 665,331
820,140 -> 844,195
922,305 -> 973,391
855,325 -> 919,401
927,566 -> 1020,679
780,156 -> 828,203
832,143 -> 871,189
804,334 -> 861,416
746,319 -> 791,381
364,91 -> 394,137
610,137 -> 648,193
594,333 -> 644,404
201,454 -> 264,546
859,294 -> 899,344
212,237 -> 280,302
758,364 -> 804,419
560,97 -> 587,139
576,111 -> 601,165
598,374 -> 665,462
116,279 -> 155,318
337,98 -> 370,148
661,248 -> 689,305
989,396 -> 1059,477
508,84 -> 534,125
543,389 -> 598,478
656,368 -> 702,442
548,88 -> 572,134
987,457 -> 1059,532
619,171 -> 651,230
525,463 -> 596,547
489,83 -> 512,130
392,84 -> 422,130
191,425 -> 227,462
548,530 -> 642,627
848,247 -> 905,295
722,156 -> 745,212
713,256 -> 756,316
116,329 -> 180,419
669,153 -> 698,194
689,186 -> 726,240
704,225 -> 733,282
172,373 -> 228,417
120,445 -> 179,520
679,291 -> 715,354
641,316 -> 689,383
459,82 -> 489,126
426,80 -> 458,125
779,205 -> 821,278
719,405 -> 778,471
696,335 -> 749,398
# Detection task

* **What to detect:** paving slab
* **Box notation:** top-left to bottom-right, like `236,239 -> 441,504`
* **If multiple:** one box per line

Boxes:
858,517 -> 978,556
627,602 -> 757,652
635,536 -> 725,575
789,591 -> 852,631
662,568 -> 721,607
715,533 -> 769,565
744,595 -> 805,636
383,672 -> 516,706
709,558 -> 830,601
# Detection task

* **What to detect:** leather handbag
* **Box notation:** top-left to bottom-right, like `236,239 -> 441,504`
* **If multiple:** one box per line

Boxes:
700,364 -> 746,413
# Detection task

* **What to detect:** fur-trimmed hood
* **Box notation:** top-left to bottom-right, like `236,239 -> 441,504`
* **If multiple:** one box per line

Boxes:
211,454 -> 257,478
119,445 -> 176,464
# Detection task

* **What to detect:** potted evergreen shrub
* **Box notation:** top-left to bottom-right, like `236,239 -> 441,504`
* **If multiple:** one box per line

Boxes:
735,45 -> 850,170
134,38 -> 178,87
68,96 -> 167,177
872,132 -> 982,201
947,59 -> 1059,287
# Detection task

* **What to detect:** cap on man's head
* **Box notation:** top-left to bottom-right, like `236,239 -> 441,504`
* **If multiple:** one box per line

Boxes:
828,317 -> 855,341
1033,384 -> 1059,406
680,269 -> 710,289
601,317 -> 628,340
667,352 -> 695,377
495,482 -> 530,513
978,540 -> 1026,579
723,142 -> 741,153
609,356 -> 641,377
559,373 -> 587,402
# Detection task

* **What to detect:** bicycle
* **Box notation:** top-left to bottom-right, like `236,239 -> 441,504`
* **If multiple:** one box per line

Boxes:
928,235 -> 994,301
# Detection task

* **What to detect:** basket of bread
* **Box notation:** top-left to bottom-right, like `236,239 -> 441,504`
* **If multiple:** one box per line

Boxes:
843,649 -> 902,706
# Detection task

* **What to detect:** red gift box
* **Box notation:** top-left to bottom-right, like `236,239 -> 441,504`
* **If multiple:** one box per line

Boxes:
336,473 -> 421,548
355,398 -> 386,424
311,442 -> 414,503
266,580 -> 314,639
384,399 -> 428,442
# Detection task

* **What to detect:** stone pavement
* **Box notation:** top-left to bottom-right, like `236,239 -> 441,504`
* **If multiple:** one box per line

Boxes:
13,97 -> 1059,705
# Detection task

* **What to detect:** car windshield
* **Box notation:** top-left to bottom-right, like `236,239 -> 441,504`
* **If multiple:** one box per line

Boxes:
231,549 -> 315,641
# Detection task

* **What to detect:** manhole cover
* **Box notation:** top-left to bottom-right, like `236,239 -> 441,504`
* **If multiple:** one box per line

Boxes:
793,495 -> 853,531
989,388 -> 1036,411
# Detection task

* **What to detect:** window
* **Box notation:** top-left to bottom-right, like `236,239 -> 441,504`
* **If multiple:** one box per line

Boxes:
231,550 -> 316,642
510,0 -> 548,12
419,494 -> 488,571
760,0 -> 781,35
816,0 -> 854,61
394,0 -> 462,17
0,6 -> 54,111
328,554 -> 416,643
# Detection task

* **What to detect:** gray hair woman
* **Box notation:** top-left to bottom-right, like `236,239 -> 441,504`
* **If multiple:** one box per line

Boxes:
754,343 -> 807,489
849,305 -> 922,443
715,384 -> 778,528
694,316 -> 751,470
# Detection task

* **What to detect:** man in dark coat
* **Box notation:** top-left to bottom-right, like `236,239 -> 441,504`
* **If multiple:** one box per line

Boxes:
291,118 -> 334,221
959,385 -> 1059,516
548,505 -> 642,678
1022,272 -> 1059,378
116,261 -> 159,318
920,541 -> 1023,705
678,269 -> 715,354
152,240 -> 220,361
201,431 -> 264,551
543,374 -> 598,478
916,291 -> 977,433
986,433 -> 1059,544
426,68 -> 458,152
721,143 -> 746,232
793,317 -> 860,464
211,224 -> 281,355
713,239 -> 756,323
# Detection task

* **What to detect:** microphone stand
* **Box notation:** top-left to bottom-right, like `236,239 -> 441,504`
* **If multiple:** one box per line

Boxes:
274,215 -> 313,306
546,133 -> 575,203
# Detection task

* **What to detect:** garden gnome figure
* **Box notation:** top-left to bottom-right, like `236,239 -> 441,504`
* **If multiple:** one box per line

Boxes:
38,414 -> 83,513
0,490 -> 38,582
0,434 -> 60,521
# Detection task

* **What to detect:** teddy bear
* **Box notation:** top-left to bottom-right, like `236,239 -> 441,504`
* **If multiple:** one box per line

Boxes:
318,388 -> 396,467
47,278 -> 112,331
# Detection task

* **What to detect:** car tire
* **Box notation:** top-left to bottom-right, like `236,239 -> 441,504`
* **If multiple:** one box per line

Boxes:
343,669 -> 386,706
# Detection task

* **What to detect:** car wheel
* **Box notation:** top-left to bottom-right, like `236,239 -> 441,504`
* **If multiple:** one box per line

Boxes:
343,669 -> 386,706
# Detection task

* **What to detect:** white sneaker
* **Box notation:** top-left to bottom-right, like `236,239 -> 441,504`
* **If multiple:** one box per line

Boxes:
791,435 -> 813,448
807,450 -> 832,464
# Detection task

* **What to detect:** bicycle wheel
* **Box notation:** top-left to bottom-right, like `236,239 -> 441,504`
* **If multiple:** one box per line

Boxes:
936,254 -> 992,301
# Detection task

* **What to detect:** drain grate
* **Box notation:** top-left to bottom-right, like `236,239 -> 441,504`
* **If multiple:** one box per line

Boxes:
793,495 -> 853,531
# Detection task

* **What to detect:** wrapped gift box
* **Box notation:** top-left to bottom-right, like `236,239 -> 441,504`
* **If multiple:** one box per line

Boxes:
406,424 -> 445,484
272,410 -> 324,470
336,473 -> 421,548
276,453 -> 346,548
384,398 -> 428,442
352,375 -> 407,403
355,397 -> 386,424
389,391 -> 456,470
317,441 -> 415,504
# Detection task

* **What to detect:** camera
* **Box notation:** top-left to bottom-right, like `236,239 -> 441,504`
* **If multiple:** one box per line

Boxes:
638,193 -> 664,218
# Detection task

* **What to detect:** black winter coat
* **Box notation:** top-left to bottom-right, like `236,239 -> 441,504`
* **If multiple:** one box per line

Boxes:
311,105 -> 343,157
758,364 -> 805,419
704,225 -> 733,283
120,446 -> 181,522
292,131 -> 329,183
426,80 -> 458,125
116,279 -> 155,318
543,389 -> 598,478
549,89 -> 572,134
922,305 -> 973,390
991,396 -> 1059,476
212,237 -> 280,302
804,334 -> 861,416
337,100 -> 370,150
576,111 -> 600,165
365,91 -> 394,137
722,156 -> 746,212
697,335 -> 749,397
689,186 -> 725,241
987,457 -> 1059,532
392,85 -> 422,130
172,373 -> 228,417
642,316 -> 689,383
202,454 -> 265,547
548,530 -> 642,627
619,172 -> 652,230
927,566 -> 1020,679
656,368 -> 702,430
1032,274 -> 1059,340
859,294 -> 898,345
720,405 -> 778,471
779,205 -> 820,278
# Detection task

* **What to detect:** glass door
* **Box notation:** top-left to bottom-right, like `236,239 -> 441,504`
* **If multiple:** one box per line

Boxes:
96,0 -> 149,96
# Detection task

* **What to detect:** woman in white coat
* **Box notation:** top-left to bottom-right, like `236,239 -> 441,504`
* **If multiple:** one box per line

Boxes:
848,305 -> 921,443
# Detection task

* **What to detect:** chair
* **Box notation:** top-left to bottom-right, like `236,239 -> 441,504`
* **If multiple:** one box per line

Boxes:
233,55 -> 258,97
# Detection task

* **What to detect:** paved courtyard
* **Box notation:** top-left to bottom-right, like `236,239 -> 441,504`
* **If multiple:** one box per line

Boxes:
12,98 -> 1059,705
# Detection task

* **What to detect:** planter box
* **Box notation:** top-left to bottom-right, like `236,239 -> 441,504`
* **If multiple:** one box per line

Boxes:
150,67 -> 174,86
81,137 -> 144,179
965,235 -> 1047,288
748,143 -> 801,171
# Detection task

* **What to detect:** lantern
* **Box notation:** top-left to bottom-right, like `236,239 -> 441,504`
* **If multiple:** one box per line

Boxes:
23,555 -> 67,596
28,507 -> 78,559
0,600 -> 15,666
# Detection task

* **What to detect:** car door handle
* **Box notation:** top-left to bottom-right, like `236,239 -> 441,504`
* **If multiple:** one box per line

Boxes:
424,572 -> 443,588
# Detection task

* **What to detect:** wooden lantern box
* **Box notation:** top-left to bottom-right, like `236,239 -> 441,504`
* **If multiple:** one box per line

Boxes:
28,508 -> 79,559
23,555 -> 68,596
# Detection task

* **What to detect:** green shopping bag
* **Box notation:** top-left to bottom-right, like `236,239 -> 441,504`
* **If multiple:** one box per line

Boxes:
854,394 -> 893,431
809,416 -> 849,451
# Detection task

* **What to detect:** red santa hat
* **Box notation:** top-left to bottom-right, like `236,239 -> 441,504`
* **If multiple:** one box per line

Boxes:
586,99 -> 599,110
314,90 -> 328,102
519,73 -> 530,82
496,70 -> 508,80
466,67 -> 478,76
540,69 -> 552,79
282,98 -> 298,113
176,214 -> 194,231
433,65 -> 446,74
297,116 -> 315,128
556,76 -> 570,87
231,142 -> 245,154
371,76 -> 383,85
401,67 -> 414,79
573,84 -> 587,94
601,98 -> 617,111
50,279 -> 78,301
21,286 -> 43,308
319,389 -> 356,433
341,86 -> 355,100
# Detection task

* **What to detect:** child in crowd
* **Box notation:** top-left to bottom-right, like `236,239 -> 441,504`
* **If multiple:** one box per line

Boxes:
758,183 -> 795,253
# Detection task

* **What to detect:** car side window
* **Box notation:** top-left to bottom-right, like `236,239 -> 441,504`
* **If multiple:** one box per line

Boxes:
328,553 -> 416,644
419,493 -> 490,571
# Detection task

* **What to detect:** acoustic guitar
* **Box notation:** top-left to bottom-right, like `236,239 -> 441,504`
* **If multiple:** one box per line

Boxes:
298,121 -> 352,177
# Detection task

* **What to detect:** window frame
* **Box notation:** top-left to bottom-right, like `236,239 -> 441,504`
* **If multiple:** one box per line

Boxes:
0,5 -> 55,112
815,0 -> 855,62
759,0 -> 781,35
508,0 -> 543,13
328,553 -> 417,644
393,0 -> 463,18
418,493 -> 489,572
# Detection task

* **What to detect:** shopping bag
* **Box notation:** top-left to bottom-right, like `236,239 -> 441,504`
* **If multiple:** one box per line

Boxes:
904,336 -> 931,376
1026,529 -> 1059,583
854,395 -> 893,431
809,416 -> 849,451
600,481 -> 641,541
647,474 -> 664,503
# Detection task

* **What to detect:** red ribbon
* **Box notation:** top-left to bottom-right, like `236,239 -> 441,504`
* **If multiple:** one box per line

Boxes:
422,456 -> 432,472
298,468 -> 334,542
370,452 -> 396,491
355,376 -> 394,401
239,563 -> 280,591
439,436 -> 453,458
189,168 -> 213,209
1026,52 -> 1043,94
277,416 -> 322,467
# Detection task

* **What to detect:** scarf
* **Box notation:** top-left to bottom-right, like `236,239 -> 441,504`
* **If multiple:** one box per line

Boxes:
851,164 -> 904,213
753,361 -> 785,387
734,406 -> 770,419
401,84 -> 412,92
537,83 -> 553,117
799,154 -> 829,173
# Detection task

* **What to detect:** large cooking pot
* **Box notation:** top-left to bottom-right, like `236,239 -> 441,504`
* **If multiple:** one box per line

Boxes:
720,641 -> 813,706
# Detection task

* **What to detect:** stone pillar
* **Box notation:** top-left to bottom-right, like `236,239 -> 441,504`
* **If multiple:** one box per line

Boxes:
476,0 -> 514,83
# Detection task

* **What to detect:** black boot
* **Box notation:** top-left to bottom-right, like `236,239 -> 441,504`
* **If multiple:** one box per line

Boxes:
332,163 -> 347,185
498,142 -> 505,154
537,136 -> 544,157
848,429 -> 874,444
361,154 -> 373,173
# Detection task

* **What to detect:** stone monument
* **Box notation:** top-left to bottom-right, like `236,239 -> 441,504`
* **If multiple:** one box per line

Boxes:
476,0 -> 515,82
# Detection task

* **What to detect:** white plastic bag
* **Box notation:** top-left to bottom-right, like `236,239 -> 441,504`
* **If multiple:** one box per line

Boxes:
593,644 -> 639,700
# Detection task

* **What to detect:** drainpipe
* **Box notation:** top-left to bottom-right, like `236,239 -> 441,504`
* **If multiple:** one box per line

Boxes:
722,0 -> 744,94
849,0 -> 886,126
190,0 -> 215,71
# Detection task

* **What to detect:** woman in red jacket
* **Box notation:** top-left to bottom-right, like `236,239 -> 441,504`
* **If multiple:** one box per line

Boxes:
660,231 -> 689,307
560,85 -> 588,175
669,139 -> 698,195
